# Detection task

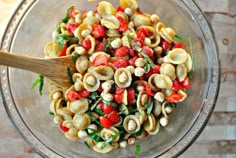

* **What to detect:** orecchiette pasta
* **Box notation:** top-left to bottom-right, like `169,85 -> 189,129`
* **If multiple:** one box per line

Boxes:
43,0 -> 193,154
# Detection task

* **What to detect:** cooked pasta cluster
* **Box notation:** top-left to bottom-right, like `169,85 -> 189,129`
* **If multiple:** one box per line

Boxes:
44,0 -> 192,154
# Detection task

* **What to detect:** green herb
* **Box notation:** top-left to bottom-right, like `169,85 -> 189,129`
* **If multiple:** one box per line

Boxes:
102,100 -> 118,108
137,7 -> 141,12
56,23 -> 61,33
89,133 -> 102,142
175,34 -> 185,42
146,99 -> 154,114
32,75 -> 44,96
88,114 -> 100,125
101,132 -> 120,149
84,141 -> 91,149
134,144 -> 141,157
49,112 -> 54,116
61,6 -> 74,23
72,51 -> 79,63
67,67 -> 74,84
86,128 -> 98,133
55,34 -> 78,47
90,98 -> 101,111
127,35 -> 155,68
94,108 -> 104,115
144,62 -> 149,72
103,38 -> 110,52
132,128 -> 143,137
188,37 -> 194,71
89,92 -> 100,100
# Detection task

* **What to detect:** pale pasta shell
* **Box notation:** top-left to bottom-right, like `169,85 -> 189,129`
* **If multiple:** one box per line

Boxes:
97,1 -> 116,17
49,88 -> 63,101
73,113 -> 91,130
176,64 -> 187,82
137,91 -> 150,111
178,89 -> 187,102
66,44 -> 78,55
159,27 -> 176,43
144,114 -> 156,132
106,29 -> 121,37
123,115 -> 141,134
75,55 -> 90,75
114,68 -> 132,88
100,127 -> 120,142
153,74 -> 173,89
93,66 -> 115,81
74,23 -> 88,41
101,15 -> 120,29
185,53 -> 193,72
122,89 -> 128,105
65,127 -> 80,141
147,120 -> 160,135
93,142 -> 113,153
44,41 -> 63,58
153,101 -> 162,117
83,16 -> 99,26
49,99 -> 62,115
68,98 -> 89,114
89,52 -> 110,62
160,63 -> 176,80
134,14 -> 151,27
62,120 -> 74,129
119,0 -> 138,10
164,48 -> 188,65
155,22 -> 166,33
83,73 -> 100,92
136,110 -> 147,125
148,75 -> 160,91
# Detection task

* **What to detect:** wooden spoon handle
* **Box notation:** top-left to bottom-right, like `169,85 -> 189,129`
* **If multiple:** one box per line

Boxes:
0,51 -> 51,75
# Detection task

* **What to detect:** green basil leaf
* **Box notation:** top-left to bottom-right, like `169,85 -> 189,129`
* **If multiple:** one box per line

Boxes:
132,127 -> 143,137
127,35 -> 155,68
32,78 -> 40,89
67,67 -> 74,84
39,75 -> 44,96
134,144 -> 141,157
89,133 -> 102,142
175,34 -> 185,42
89,92 -> 99,100
49,112 -> 54,116
102,100 -> 118,108
55,34 -> 78,47
61,6 -> 74,23
146,99 -> 154,114
103,38 -> 110,52
56,23 -> 61,33
94,108 -> 104,115
72,51 -> 79,63
101,132 -> 120,149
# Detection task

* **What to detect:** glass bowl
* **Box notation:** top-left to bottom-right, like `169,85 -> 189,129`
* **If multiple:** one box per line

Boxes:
0,0 -> 220,157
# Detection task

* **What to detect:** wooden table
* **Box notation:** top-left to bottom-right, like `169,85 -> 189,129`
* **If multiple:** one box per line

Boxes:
0,0 -> 235,157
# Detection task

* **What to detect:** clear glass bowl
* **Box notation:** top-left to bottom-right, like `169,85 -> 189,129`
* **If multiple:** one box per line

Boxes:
0,0 -> 220,157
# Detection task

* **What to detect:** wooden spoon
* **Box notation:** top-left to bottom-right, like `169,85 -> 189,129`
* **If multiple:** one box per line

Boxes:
0,51 -> 76,89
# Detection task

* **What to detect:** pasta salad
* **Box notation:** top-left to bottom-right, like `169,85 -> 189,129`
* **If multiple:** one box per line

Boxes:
42,0 -> 193,154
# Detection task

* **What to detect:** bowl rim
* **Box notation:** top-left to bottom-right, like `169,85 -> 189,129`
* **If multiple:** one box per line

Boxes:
0,0 -> 220,157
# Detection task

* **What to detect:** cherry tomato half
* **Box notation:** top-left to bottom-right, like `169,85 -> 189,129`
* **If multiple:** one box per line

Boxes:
91,54 -> 109,66
113,58 -> 129,68
167,94 -> 183,103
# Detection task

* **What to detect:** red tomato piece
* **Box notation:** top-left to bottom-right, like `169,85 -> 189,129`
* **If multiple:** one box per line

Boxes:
161,40 -> 170,52
81,39 -> 92,50
102,104 -> 115,114
128,56 -> 138,66
117,16 -> 128,32
113,94 -> 123,104
174,42 -> 183,48
153,65 -> 161,74
115,86 -> 125,94
107,111 -> 120,124
67,22 -> 79,34
144,83 -> 155,96
67,90 -> 81,102
181,76 -> 190,89
91,54 -> 109,66
80,89 -> 91,98
60,123 -> 70,132
92,24 -> 105,39
113,58 -> 129,68
114,46 -> 130,57
167,94 -> 183,103
172,79 -> 181,91
127,88 -> 135,104
142,46 -> 153,57
137,28 -> 151,39
99,116 -> 114,128
116,6 -> 124,12
69,7 -> 77,18
95,42 -> 104,52
59,44 -> 68,57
